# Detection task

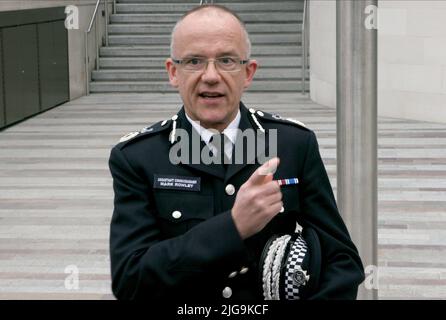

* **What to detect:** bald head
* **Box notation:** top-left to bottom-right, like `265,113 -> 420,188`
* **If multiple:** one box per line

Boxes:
170,5 -> 252,59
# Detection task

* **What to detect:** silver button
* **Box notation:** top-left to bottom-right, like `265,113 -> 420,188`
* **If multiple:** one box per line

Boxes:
239,267 -> 249,274
228,271 -> 238,279
222,286 -> 232,298
280,206 -> 285,213
248,108 -> 256,114
171,114 -> 178,121
256,111 -> 264,117
172,211 -> 182,219
161,120 -> 168,126
225,184 -> 235,196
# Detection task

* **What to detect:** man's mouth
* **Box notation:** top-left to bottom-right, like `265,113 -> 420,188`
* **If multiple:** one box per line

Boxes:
199,92 -> 225,99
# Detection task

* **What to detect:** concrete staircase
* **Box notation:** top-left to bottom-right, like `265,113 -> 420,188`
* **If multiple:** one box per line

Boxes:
90,0 -> 309,93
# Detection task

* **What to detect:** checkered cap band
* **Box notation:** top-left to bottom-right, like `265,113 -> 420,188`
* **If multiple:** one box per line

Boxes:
283,233 -> 308,300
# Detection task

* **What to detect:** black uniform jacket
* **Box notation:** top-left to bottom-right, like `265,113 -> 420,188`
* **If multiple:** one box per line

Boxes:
108,102 -> 365,301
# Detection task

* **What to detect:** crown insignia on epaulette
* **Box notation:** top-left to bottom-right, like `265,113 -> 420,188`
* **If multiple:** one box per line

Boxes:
119,131 -> 140,143
285,118 -> 307,128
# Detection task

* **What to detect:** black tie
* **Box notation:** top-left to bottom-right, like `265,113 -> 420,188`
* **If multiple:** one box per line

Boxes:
210,133 -> 231,169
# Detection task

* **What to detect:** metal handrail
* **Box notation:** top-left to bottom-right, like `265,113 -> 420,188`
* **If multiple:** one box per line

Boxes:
301,0 -> 309,94
85,0 -> 112,95
200,0 -> 214,4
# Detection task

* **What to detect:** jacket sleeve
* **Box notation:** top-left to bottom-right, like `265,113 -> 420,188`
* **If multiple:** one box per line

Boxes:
108,146 -> 249,300
299,131 -> 365,299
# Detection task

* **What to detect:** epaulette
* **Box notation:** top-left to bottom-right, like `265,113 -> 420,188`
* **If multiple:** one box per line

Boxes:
247,107 -> 310,132
116,117 -> 173,149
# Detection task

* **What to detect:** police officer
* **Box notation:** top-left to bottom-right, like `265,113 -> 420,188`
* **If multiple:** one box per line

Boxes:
108,4 -> 365,300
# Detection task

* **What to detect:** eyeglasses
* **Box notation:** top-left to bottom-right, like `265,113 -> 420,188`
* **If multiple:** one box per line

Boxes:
172,56 -> 249,73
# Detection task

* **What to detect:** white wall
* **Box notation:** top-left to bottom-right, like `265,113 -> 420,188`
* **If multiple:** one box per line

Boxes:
309,0 -> 446,124
378,1 -> 446,123
309,0 -> 337,109
0,0 -> 108,100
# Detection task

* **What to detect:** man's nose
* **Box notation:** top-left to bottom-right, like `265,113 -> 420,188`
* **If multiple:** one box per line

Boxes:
201,60 -> 221,83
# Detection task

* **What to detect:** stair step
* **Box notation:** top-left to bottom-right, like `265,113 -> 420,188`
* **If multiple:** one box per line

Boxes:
91,0 -> 309,95
99,57 -> 303,69
117,0 -> 267,2
110,12 -> 303,23
109,34 -> 301,45
108,23 -> 302,35
89,81 -> 310,93
92,70 -> 169,81
100,45 -> 301,57
116,2 -> 302,13
91,68 -> 308,81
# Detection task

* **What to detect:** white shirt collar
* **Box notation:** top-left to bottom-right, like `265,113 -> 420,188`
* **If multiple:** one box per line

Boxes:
185,109 -> 240,160
185,109 -> 240,145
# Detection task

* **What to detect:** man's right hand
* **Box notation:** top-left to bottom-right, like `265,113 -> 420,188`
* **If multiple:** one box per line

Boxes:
231,157 -> 283,239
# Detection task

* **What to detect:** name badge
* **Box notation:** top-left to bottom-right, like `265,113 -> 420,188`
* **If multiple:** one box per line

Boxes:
153,174 -> 201,192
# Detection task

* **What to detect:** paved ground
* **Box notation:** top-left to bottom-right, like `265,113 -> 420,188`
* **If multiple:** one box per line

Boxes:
0,92 -> 445,299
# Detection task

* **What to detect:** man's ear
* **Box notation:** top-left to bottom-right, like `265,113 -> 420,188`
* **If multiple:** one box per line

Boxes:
166,58 -> 179,88
243,59 -> 258,89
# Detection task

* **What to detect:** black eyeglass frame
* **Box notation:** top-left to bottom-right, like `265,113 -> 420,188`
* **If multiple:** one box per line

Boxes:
171,57 -> 249,72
